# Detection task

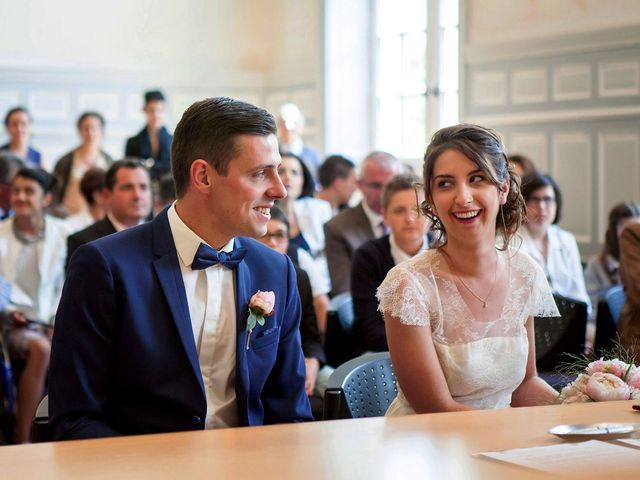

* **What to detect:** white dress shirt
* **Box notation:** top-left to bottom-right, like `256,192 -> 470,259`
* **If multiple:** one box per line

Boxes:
106,211 -> 145,232
389,233 -> 428,266
518,224 -> 591,312
361,200 -> 386,238
167,204 -> 239,429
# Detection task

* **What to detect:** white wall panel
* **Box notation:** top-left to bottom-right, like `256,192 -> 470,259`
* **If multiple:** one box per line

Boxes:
552,132 -> 592,243
552,65 -> 592,101
598,60 -> 640,97
77,93 -> 120,122
511,68 -> 547,105
509,132 -> 548,172
597,132 -> 640,239
471,71 -> 507,107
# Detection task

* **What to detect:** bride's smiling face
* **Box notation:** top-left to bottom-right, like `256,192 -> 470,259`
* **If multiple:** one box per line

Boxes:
429,149 -> 507,244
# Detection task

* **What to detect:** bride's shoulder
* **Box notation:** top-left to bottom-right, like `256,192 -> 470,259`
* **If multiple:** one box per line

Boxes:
505,247 -> 545,280
390,249 -> 439,274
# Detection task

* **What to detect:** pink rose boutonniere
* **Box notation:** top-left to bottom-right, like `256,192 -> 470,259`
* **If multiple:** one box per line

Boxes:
246,290 -> 275,350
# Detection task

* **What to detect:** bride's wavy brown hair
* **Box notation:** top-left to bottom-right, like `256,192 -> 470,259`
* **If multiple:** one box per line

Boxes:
420,124 -> 525,249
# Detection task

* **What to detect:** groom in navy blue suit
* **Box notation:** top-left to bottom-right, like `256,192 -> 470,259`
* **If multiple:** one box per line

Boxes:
49,97 -> 313,440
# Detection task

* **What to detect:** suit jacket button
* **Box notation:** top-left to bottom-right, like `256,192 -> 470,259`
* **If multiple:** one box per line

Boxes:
192,415 -> 202,424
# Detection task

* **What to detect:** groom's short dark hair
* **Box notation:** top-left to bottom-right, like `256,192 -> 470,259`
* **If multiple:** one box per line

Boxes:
171,97 -> 277,197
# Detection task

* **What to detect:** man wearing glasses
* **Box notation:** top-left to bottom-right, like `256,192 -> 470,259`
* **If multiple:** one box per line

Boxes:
324,151 -> 401,296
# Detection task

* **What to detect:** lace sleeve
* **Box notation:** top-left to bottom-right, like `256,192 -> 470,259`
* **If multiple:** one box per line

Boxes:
529,260 -> 560,318
376,264 -> 431,327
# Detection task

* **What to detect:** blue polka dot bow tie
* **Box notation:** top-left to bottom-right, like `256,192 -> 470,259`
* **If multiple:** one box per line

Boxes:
191,243 -> 248,270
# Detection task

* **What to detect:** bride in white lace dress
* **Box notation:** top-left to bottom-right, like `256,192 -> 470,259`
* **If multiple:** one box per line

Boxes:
377,124 -> 560,415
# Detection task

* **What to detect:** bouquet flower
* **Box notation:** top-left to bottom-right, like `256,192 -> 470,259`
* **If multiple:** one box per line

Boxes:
559,357 -> 640,403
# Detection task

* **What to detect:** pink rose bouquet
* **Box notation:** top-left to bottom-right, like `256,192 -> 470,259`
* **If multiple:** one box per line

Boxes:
559,357 -> 640,404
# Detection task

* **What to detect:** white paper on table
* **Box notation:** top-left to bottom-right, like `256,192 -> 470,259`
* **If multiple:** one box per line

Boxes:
477,440 -> 640,476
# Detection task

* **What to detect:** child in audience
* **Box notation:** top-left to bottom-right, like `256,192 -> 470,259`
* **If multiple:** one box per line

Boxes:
352,173 -> 430,353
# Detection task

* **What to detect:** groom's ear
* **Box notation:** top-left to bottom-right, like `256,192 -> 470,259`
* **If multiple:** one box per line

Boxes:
190,159 -> 213,193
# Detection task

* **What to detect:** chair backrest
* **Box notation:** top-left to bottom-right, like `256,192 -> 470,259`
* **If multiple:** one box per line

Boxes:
324,293 -> 357,368
323,352 -> 397,420
534,294 -> 588,372
605,285 -> 626,324
31,395 -> 49,443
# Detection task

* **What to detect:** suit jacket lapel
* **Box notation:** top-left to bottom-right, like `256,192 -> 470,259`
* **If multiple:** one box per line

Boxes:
151,211 -> 204,394
234,237 -> 251,423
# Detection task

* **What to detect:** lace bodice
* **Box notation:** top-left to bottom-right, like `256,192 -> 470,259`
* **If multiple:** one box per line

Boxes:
377,248 -> 559,412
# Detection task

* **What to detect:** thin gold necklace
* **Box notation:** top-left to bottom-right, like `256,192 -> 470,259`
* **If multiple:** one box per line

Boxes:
441,249 -> 498,309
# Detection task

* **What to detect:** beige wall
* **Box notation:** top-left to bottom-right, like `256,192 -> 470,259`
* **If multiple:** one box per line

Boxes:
0,0 -> 325,162
462,0 -> 640,255
0,0 -> 284,86
467,0 -> 640,45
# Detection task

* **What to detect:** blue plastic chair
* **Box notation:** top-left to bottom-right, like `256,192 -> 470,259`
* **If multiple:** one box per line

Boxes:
605,285 -> 626,324
323,352 -> 397,420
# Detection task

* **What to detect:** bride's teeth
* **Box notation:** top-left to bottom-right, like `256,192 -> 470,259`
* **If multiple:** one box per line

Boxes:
455,211 -> 479,219
256,207 -> 271,215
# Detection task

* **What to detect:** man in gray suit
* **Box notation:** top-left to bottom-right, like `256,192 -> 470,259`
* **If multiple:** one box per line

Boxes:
324,151 -> 401,296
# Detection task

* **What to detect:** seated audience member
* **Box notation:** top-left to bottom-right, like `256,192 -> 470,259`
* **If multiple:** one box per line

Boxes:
1,107 -> 42,169
64,167 -> 108,233
259,206 -> 331,402
0,153 -> 25,219
518,172 -> 590,311
125,90 -> 173,180
317,154 -> 358,215
0,168 -> 68,443
585,202 -> 640,314
277,152 -> 332,333
507,154 -> 536,178
379,124 -> 559,416
154,173 -> 177,216
619,222 -> 640,359
352,173 -> 429,353
324,151 -> 402,296
66,160 -> 151,267
52,112 -> 112,217
277,103 -> 321,181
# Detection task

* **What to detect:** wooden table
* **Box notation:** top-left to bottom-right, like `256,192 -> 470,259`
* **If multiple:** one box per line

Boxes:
1,401 -> 639,479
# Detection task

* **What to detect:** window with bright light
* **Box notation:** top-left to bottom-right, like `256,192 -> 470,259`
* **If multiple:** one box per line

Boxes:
374,0 -> 459,164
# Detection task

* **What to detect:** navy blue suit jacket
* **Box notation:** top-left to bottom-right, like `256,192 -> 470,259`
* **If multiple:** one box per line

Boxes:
49,210 -> 312,440
351,235 -> 395,353
124,126 -> 173,179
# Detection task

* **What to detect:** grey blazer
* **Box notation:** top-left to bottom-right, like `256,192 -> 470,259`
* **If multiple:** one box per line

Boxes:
323,203 -> 375,296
